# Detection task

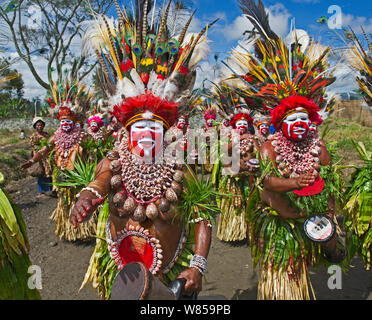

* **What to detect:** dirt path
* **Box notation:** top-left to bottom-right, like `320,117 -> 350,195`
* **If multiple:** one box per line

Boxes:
9,176 -> 372,300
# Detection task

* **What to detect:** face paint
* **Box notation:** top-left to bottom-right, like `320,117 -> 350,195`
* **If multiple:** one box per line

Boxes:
259,124 -> 270,136
129,120 -> 164,158
60,119 -> 74,133
282,112 -> 310,141
236,119 -> 249,134
206,119 -> 215,128
90,121 -> 99,132
177,118 -> 186,130
309,123 -> 318,134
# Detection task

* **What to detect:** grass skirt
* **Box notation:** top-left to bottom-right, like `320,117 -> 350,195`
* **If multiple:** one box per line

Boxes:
50,187 -> 97,241
257,263 -> 313,300
216,176 -> 250,242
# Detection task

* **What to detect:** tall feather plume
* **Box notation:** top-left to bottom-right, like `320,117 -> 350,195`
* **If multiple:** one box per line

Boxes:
361,26 -> 372,55
113,0 -> 125,29
142,0 -> 149,48
178,9 -> 196,45
156,0 -> 172,43
238,0 -> 278,41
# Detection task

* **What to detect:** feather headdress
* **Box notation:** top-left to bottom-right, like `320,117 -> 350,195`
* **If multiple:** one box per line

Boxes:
343,27 -> 372,106
82,0 -> 215,130
45,77 -> 93,122
221,0 -> 336,129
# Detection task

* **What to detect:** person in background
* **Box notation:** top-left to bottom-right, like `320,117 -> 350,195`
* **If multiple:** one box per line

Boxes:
29,117 -> 53,198
20,129 -> 26,139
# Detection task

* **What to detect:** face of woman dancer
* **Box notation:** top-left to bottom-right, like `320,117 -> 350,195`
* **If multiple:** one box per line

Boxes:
236,119 -> 249,135
35,121 -> 45,134
90,121 -> 99,132
206,119 -> 215,128
259,123 -> 270,136
282,111 -> 310,141
129,120 -> 164,159
177,118 -> 186,130
60,119 -> 74,133
309,123 -> 318,134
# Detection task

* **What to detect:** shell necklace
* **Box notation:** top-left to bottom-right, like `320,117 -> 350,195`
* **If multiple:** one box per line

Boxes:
270,131 -> 321,178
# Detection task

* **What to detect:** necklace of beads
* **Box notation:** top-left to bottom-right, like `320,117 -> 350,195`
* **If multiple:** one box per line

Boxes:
270,131 -> 321,178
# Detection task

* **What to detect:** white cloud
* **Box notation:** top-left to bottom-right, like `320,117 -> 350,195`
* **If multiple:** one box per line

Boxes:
340,13 -> 372,33
217,2 -> 292,42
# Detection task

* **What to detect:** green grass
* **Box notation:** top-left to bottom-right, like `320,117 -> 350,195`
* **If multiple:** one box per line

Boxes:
0,153 -> 18,167
13,149 -> 29,157
322,117 -> 372,164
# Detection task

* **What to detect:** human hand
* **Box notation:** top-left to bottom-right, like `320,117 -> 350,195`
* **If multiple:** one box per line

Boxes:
177,267 -> 203,294
295,170 -> 315,189
71,196 -> 105,228
20,160 -> 34,170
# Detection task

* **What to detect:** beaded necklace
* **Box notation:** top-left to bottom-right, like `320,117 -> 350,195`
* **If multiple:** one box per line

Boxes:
270,131 -> 321,178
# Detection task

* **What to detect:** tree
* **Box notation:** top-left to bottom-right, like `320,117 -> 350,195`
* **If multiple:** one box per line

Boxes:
0,0 -> 114,90
0,56 -> 24,101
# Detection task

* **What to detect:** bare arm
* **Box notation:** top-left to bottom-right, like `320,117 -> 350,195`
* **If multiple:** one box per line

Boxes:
20,136 -> 55,170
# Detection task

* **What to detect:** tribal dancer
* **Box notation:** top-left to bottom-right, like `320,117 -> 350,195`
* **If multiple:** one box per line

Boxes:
216,103 -> 259,242
343,28 -> 372,270
228,0 -> 346,300
21,78 -> 97,242
73,1 -> 218,299
198,104 -> 218,173
253,113 -> 272,146
196,83 -> 259,242
86,113 -> 116,163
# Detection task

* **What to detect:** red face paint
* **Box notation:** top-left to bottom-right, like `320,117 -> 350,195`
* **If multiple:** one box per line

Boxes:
309,123 -> 318,134
129,120 -> 164,159
206,119 -> 215,128
176,118 -> 186,130
89,121 -> 99,132
60,119 -> 74,133
236,120 -> 248,135
282,112 -> 310,141
259,124 -> 269,136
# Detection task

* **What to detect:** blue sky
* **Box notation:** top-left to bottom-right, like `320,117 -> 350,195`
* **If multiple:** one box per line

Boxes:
187,0 -> 372,57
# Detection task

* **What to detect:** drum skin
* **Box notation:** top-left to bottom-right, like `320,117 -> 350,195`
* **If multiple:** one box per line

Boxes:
111,262 -> 176,300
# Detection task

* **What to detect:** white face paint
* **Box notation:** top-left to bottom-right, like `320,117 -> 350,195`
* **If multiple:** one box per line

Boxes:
130,120 -> 164,158
90,121 -> 99,132
259,124 -> 270,136
60,119 -> 74,133
177,118 -> 186,129
236,119 -> 249,134
282,112 -> 310,141
206,119 -> 215,127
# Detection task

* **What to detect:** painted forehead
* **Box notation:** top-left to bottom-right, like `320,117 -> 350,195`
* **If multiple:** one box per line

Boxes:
284,112 -> 309,121
60,119 -> 74,123
131,120 -> 163,129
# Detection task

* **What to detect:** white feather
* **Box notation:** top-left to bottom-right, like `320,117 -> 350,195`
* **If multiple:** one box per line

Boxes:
130,69 -> 146,94
161,80 -> 179,101
181,33 -> 211,69
147,71 -> 159,91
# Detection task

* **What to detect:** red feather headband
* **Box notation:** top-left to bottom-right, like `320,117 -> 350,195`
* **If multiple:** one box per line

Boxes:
271,95 -> 320,130
111,92 -> 179,130
230,112 -> 253,128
